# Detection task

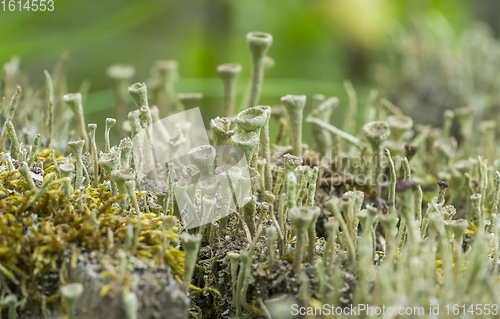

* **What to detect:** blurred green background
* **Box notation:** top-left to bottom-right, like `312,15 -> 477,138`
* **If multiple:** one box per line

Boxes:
0,0 -> 497,145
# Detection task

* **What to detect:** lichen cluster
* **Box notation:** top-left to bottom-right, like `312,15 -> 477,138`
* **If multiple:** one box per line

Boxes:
0,64 -> 185,318
1,28 -> 500,319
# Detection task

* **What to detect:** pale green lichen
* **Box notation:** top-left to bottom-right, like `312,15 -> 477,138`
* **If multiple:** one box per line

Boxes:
3,28 -> 500,319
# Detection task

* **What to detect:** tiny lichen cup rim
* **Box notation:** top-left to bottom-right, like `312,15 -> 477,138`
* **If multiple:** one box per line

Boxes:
235,107 -> 268,132
106,64 -> 135,80
387,114 -> 414,131
217,63 -> 242,77
246,32 -> 273,51
363,121 -> 390,143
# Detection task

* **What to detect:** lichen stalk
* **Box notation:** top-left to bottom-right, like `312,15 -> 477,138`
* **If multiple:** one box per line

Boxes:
306,166 -> 319,207
60,283 -> 83,319
210,117 -> 236,166
104,118 -> 116,153
326,198 -> 356,271
107,65 -> 135,136
125,180 -> 142,254
307,97 -> 338,156
363,122 -> 390,196
256,159 -> 266,193
59,162 -> 74,199
87,124 -> 99,186
384,149 -> 397,215
151,60 -> 179,115
281,95 -> 306,157
343,80 -> 357,135
323,219 -> 339,276
258,105 -> 272,191
286,171 -> 297,210
27,134 -> 41,167
493,171 -> 500,216
128,82 -> 149,109
307,207 -> 320,262
240,225 -> 263,310
0,85 -> 21,149
5,120 -> 20,161
217,63 -> 242,117
296,166 -> 311,206
63,93 -> 89,151
266,226 -> 276,269
111,167 -> 135,209
180,232 -> 202,291
244,32 -> 273,109
123,292 -> 138,319
119,137 -> 132,169
242,196 -> 257,236
272,167 -> 285,196
235,251 -> 248,317
68,140 -> 85,189
228,252 -> 240,301
19,161 -> 36,191
44,71 -> 54,146
289,207 -> 313,274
